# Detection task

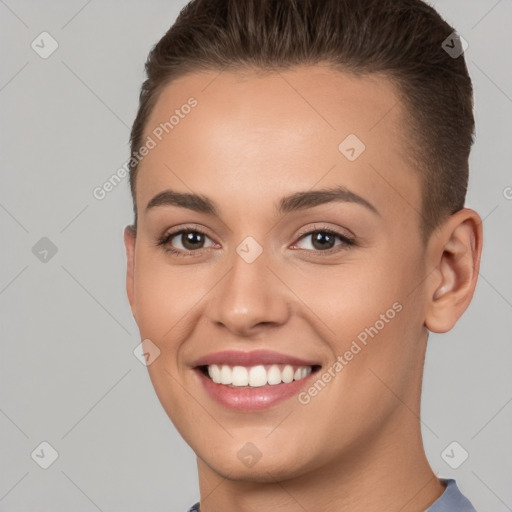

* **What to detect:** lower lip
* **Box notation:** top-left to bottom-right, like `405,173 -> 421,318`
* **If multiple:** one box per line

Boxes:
195,368 -> 317,411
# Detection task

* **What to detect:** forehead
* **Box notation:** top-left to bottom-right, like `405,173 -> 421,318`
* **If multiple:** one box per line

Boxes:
136,65 -> 420,224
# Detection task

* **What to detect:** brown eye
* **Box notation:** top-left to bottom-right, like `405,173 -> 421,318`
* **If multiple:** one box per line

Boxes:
309,231 -> 337,250
294,228 -> 355,253
175,230 -> 207,250
157,228 -> 215,255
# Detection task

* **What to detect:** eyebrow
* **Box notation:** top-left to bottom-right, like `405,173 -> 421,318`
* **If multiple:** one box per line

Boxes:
145,185 -> 380,217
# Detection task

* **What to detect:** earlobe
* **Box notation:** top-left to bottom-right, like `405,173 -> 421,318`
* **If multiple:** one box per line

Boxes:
424,209 -> 483,333
123,225 -> 137,320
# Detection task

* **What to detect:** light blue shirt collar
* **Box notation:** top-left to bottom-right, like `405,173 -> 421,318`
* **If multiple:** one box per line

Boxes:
425,478 -> 477,511
187,478 -> 478,512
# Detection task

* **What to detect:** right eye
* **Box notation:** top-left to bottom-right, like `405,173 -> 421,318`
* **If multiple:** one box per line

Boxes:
156,228 -> 216,256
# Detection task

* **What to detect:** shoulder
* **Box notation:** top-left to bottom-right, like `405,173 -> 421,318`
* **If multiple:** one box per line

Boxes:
426,479 -> 478,512
186,480 -> 477,512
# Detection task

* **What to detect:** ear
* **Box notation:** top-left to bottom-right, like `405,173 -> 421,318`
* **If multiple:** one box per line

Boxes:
424,208 -> 483,333
123,224 -> 138,321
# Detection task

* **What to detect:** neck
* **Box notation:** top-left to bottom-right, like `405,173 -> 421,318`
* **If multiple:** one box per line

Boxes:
195,411 -> 445,512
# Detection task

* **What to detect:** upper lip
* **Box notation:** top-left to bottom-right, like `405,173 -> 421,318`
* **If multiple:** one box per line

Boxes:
191,349 -> 320,368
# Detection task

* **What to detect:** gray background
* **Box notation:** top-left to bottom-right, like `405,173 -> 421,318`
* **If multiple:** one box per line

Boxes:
0,0 -> 511,510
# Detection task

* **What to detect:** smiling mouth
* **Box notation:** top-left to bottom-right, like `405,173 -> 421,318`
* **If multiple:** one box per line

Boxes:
199,364 -> 322,388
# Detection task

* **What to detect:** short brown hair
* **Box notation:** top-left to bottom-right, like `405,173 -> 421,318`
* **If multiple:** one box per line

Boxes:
129,0 -> 474,242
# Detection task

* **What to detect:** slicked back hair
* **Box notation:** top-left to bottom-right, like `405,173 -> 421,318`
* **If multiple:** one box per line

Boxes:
129,0 -> 474,243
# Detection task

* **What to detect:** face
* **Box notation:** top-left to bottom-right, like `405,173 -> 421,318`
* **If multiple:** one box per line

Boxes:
125,65 -> 432,482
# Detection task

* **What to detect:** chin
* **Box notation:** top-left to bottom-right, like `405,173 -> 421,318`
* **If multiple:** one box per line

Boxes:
202,453 -> 309,483
193,435 -> 322,483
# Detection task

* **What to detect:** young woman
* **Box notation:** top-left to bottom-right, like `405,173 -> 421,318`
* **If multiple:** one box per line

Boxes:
124,1 -> 482,510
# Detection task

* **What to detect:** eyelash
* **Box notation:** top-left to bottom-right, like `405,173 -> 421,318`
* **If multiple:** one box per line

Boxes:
155,226 -> 214,258
155,224 -> 356,257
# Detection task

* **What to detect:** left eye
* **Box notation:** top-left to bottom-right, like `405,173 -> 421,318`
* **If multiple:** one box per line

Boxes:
293,229 -> 354,252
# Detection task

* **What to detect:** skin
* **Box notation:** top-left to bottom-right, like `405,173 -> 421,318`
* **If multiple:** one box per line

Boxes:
123,65 -> 483,512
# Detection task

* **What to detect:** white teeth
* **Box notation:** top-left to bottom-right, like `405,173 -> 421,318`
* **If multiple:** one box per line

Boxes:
220,365 -> 232,385
248,365 -> 267,387
232,366 -> 249,386
282,365 -> 294,383
206,364 -> 313,387
267,365 -> 282,385
209,364 -> 221,383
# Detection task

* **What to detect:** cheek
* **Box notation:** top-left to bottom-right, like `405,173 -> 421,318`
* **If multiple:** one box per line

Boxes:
326,256 -> 425,400
285,251 -> 406,334
286,249 -> 419,377
132,252 -> 203,337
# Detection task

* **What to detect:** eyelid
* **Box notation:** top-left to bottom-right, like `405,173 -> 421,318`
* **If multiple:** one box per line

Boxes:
290,223 -> 356,253
155,224 -> 217,257
294,223 -> 355,241
159,224 -> 214,242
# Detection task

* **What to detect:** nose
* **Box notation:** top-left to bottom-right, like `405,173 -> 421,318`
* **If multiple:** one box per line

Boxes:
206,248 -> 291,337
